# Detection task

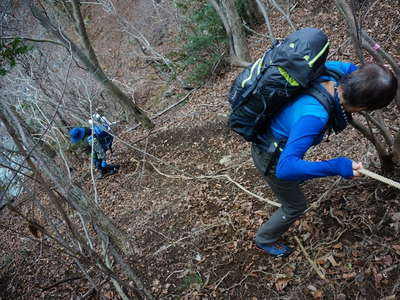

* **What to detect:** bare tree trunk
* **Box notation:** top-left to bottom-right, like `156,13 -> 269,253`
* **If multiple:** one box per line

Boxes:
246,0 -> 264,25
27,0 -> 154,129
255,0 -> 275,43
0,103 -> 155,299
350,118 -> 394,173
1,103 -> 136,256
335,0 -> 364,63
335,0 -> 400,173
209,0 -> 251,66
70,0 -> 100,66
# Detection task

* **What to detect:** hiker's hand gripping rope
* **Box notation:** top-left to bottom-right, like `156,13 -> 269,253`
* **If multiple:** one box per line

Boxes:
351,161 -> 363,177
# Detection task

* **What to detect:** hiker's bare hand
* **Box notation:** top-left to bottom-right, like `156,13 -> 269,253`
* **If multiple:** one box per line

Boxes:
352,161 -> 363,177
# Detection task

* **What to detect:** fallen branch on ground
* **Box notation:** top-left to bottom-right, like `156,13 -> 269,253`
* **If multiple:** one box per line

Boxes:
306,177 -> 342,212
147,161 -> 281,207
125,88 -> 198,134
42,275 -> 83,291
294,236 -> 327,281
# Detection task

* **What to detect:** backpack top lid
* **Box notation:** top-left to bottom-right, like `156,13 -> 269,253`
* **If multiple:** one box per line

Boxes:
270,27 -> 329,87
93,124 -> 107,136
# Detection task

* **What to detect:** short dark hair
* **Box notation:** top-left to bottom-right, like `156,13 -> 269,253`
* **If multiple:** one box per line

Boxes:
340,64 -> 398,111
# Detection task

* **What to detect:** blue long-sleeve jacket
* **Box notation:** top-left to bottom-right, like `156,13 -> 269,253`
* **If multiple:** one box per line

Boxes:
259,61 -> 358,181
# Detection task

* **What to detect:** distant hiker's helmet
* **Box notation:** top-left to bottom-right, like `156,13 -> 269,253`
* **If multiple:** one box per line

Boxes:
69,127 -> 86,143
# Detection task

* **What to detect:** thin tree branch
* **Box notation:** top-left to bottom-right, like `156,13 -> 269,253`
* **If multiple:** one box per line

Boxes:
268,0 -> 296,31
0,162 -> 37,182
361,30 -> 400,75
1,36 -> 64,46
294,235 -> 327,281
361,111 -> 394,146
335,0 -> 364,62
42,275 -> 83,291
255,0 -> 275,43
350,118 -> 388,156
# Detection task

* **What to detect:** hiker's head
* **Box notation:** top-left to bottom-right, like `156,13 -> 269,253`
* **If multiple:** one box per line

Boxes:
339,64 -> 398,112
69,127 -> 91,143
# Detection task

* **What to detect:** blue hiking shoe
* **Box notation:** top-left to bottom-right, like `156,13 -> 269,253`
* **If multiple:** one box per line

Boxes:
255,242 -> 293,257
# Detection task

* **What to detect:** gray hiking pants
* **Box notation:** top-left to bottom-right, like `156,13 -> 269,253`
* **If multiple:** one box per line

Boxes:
251,143 -> 307,245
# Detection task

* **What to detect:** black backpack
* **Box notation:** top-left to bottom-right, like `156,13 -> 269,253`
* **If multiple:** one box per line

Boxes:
93,125 -> 114,153
228,27 -> 338,142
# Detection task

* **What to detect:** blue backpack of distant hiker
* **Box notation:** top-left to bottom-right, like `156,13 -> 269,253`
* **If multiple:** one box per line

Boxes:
94,125 -> 114,152
228,27 -> 336,142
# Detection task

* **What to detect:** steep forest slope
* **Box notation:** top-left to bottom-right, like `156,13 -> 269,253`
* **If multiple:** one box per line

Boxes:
1,1 -> 400,299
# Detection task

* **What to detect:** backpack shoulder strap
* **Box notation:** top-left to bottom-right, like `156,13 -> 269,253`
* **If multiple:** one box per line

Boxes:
305,67 -> 343,115
305,85 -> 335,139
305,83 -> 334,115
324,68 -> 342,81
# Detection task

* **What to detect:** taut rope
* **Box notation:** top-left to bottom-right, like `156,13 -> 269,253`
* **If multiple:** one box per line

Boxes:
359,168 -> 400,190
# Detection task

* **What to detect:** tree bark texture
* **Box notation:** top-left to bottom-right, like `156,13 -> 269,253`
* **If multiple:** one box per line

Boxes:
335,0 -> 364,63
0,103 -> 136,256
245,0 -> 264,26
255,0 -> 275,42
209,0 -> 251,66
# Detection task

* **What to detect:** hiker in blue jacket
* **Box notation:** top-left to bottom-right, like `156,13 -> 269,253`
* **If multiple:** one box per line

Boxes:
252,62 -> 398,257
69,125 -> 119,179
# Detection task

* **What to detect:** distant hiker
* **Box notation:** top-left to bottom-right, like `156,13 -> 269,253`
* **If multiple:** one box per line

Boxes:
227,28 -> 398,257
69,125 -> 119,179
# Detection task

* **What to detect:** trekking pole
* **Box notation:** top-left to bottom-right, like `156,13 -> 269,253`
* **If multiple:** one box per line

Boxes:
358,168 -> 400,190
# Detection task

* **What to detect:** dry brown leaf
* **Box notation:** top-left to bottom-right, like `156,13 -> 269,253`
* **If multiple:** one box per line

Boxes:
284,263 -> 296,275
316,256 -> 327,265
307,285 -> 323,299
333,243 -> 343,249
382,255 -> 393,266
104,291 -> 114,299
311,289 -> 324,299
254,210 -> 267,216
391,245 -> 400,255
342,272 -> 357,279
374,272 -> 384,285
337,294 -> 347,300
275,278 -> 290,291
